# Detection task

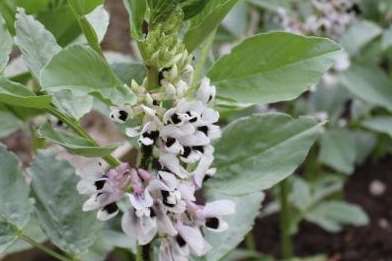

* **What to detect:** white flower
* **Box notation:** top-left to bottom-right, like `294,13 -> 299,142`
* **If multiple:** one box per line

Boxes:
196,78 -> 216,104
109,106 -> 130,123
80,163 -> 131,221
197,200 -> 235,232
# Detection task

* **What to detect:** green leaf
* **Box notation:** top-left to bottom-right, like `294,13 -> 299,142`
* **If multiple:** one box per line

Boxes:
28,150 -> 102,255
123,0 -> 146,40
111,62 -> 146,85
0,144 -> 33,252
341,20 -> 382,55
201,190 -> 264,261
38,123 -> 116,157
0,105 -> 23,138
340,64 -> 392,112
0,77 -> 52,108
184,0 -> 239,51
305,201 -> 369,233
53,90 -> 94,120
180,0 -> 209,20
15,8 -> 61,79
85,5 -> 109,43
208,32 -> 341,105
362,116 -> 392,138
247,0 -> 291,11
4,216 -> 47,255
381,25 -> 392,50
222,2 -> 248,38
206,113 -> 321,195
0,14 -> 12,72
319,129 -> 356,175
40,45 -> 137,106
68,0 -> 104,15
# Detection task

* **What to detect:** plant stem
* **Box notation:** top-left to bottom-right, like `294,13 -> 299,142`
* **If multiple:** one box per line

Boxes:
279,178 -> 293,260
304,144 -> 319,183
46,106 -> 121,167
67,0 -> 103,56
19,233 -> 71,261
245,232 -> 256,251
136,245 -> 144,261
192,29 -> 217,89
146,66 -> 159,90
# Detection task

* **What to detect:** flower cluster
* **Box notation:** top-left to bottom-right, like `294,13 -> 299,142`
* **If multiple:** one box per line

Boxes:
276,0 -> 360,39
79,48 -> 235,260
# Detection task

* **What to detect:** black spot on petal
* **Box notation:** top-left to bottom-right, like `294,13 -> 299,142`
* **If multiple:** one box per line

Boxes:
94,180 -> 106,190
205,217 -> 220,229
103,202 -> 118,214
171,113 -> 181,124
193,146 -> 204,153
176,235 -> 187,247
198,126 -> 209,135
182,146 -> 191,158
119,110 -> 128,121
166,137 -> 176,147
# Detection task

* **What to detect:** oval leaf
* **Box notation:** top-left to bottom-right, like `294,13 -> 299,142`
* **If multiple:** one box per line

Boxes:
206,113 -> 322,195
40,45 -> 136,106
0,144 -> 33,252
208,32 -> 341,105
39,123 -> 116,157
0,14 -> 12,72
0,77 -> 51,108
28,150 -> 102,255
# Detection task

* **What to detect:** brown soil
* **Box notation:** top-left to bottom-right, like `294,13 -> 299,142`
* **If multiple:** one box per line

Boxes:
253,156 -> 392,261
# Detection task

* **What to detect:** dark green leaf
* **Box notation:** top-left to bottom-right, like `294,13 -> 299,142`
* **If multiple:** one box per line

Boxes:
208,33 -> 341,105
68,0 -> 104,15
184,0 -> 239,51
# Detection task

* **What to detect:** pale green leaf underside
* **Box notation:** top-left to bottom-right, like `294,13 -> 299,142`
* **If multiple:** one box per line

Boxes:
362,116 -> 392,138
39,123 -> 116,157
0,76 -> 52,108
340,64 -> 392,112
0,14 -> 12,72
305,201 -> 369,233
28,150 -> 101,255
15,8 -> 61,79
40,45 -> 136,106
207,113 -> 321,195
208,32 -> 341,105
0,144 -> 33,253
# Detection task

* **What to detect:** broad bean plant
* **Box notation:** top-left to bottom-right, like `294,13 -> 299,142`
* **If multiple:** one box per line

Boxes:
0,0 -> 343,260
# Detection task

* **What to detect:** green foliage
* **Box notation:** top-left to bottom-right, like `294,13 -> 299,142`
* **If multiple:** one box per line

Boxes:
15,8 -> 61,79
40,45 -> 137,106
185,0 -> 239,51
305,201 -> 369,233
0,77 -> 52,108
39,123 -> 116,157
67,0 -> 104,15
206,113 -> 322,195
123,0 -> 147,40
340,64 -> 392,112
208,33 -> 341,105
28,150 -> 102,256
0,15 -> 12,73
362,116 -> 392,138
0,145 -> 33,252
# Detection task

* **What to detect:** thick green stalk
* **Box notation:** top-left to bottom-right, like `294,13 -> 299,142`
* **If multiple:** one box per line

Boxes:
146,66 -> 160,90
46,106 -> 121,167
136,245 -> 144,261
279,178 -> 293,259
18,233 -> 72,261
